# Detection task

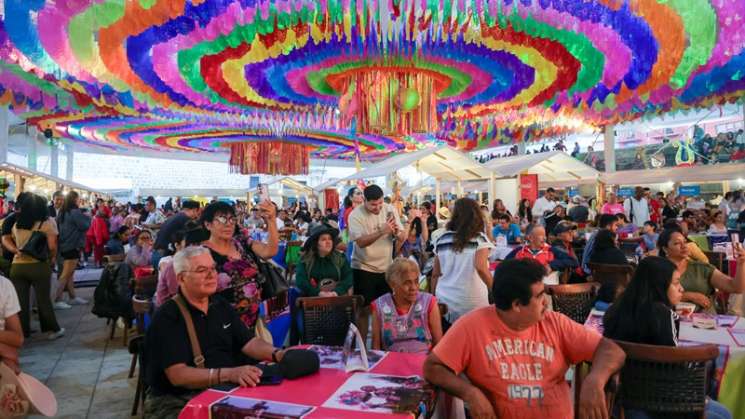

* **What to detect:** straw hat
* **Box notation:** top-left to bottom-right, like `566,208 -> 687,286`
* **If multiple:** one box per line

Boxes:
437,207 -> 451,220
0,362 -> 57,417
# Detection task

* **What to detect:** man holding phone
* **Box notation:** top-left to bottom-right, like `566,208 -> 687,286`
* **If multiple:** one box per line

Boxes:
348,185 -> 405,341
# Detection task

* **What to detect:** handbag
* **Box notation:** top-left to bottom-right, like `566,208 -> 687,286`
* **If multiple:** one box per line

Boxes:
244,243 -> 289,300
20,223 -> 49,262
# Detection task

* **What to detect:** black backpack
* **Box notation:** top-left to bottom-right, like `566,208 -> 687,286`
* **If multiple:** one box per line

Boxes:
92,262 -> 134,320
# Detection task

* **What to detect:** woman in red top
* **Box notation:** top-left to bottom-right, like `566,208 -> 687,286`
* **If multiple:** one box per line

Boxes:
88,208 -> 109,268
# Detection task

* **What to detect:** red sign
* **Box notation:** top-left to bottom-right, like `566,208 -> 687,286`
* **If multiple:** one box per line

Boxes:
519,174 -> 539,204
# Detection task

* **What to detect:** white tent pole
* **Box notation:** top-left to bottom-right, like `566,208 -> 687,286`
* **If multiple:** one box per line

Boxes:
435,178 -> 441,215
488,172 -> 495,207
457,180 -> 463,198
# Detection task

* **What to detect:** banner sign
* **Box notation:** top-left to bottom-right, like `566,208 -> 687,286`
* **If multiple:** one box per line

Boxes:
617,187 -> 634,198
678,185 -> 701,196
519,174 -> 539,204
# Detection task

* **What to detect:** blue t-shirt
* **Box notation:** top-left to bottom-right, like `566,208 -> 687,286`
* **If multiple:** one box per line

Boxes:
492,223 -> 522,243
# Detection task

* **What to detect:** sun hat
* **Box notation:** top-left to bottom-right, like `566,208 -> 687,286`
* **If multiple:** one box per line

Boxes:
0,362 -> 57,417
302,223 -> 340,252
437,207 -> 451,219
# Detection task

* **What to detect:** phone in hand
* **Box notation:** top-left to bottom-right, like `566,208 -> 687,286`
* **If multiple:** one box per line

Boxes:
257,183 -> 269,203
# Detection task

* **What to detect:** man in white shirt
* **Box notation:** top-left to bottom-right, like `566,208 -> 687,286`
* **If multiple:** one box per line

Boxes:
143,196 -> 166,231
532,187 -> 558,220
623,186 -> 650,227
348,184 -> 405,341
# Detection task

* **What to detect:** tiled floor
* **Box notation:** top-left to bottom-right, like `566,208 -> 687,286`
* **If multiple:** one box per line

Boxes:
21,268 -> 137,419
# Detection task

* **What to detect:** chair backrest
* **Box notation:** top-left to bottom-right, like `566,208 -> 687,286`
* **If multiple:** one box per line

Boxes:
588,262 -> 634,288
546,283 -> 599,324
614,341 -> 718,418
297,295 -> 363,346
103,254 -> 125,267
133,274 -> 157,299
131,296 -> 151,335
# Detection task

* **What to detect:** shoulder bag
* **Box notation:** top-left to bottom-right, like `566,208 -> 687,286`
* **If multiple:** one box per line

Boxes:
20,222 -> 49,262
173,294 -> 205,368
245,242 -> 289,301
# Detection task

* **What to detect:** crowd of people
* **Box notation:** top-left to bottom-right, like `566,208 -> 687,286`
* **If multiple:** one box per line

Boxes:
0,181 -> 743,418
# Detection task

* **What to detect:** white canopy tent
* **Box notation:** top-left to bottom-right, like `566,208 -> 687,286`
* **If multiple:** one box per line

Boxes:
332,145 -> 494,211
601,163 -> 745,186
246,177 -> 315,204
481,151 -> 600,213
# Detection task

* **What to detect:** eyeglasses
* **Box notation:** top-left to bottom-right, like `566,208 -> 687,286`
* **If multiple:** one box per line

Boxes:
214,215 -> 237,225
185,266 -> 218,276
353,191 -> 363,196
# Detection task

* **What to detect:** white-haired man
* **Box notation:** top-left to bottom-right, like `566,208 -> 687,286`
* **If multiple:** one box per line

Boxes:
145,246 -> 284,417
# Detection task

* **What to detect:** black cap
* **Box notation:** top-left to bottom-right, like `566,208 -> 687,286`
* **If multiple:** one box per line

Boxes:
302,223 -> 340,252
553,220 -> 577,235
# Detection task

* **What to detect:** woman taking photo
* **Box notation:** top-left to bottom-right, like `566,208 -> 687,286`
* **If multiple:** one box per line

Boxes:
55,191 -> 91,308
295,223 -> 352,297
8,194 -> 64,339
603,256 -> 732,419
431,198 -> 494,327
658,228 -> 745,313
202,200 -> 278,329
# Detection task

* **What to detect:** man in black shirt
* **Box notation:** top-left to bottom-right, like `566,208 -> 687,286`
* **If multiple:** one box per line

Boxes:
48,190 -> 63,218
153,200 -> 200,255
145,246 -> 284,417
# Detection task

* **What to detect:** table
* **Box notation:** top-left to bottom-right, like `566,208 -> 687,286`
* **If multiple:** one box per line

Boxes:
584,311 -> 745,418
179,347 -> 433,419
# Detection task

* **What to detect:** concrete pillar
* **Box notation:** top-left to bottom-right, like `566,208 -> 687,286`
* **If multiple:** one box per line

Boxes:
65,145 -> 73,181
488,172 -> 495,208
603,125 -> 616,173
517,142 -> 527,155
0,106 -> 8,163
27,133 -> 37,171
435,178 -> 441,218
50,144 -> 59,178
456,180 -> 463,198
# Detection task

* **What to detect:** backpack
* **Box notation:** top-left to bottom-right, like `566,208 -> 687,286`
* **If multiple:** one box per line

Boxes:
92,262 -> 134,320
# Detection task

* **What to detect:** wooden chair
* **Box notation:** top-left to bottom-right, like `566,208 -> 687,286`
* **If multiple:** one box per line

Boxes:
128,296 -> 151,416
573,364 -> 618,419
614,341 -> 719,419
296,295 -> 363,346
102,253 -> 125,268
545,283 -> 600,324
588,262 -> 634,288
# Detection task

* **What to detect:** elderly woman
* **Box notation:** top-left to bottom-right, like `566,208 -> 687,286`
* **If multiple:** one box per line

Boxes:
126,228 -> 154,269
295,223 -> 352,297
371,258 -> 442,354
658,228 -> 745,314
202,200 -> 278,329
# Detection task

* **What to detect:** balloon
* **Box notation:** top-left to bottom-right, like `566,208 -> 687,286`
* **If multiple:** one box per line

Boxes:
398,88 -> 421,112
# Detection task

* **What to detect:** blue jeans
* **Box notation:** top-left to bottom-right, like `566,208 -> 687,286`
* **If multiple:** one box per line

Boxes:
626,399 -> 731,419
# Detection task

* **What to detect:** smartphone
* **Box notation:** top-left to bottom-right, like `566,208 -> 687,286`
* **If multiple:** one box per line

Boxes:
259,374 -> 283,386
257,183 -> 269,203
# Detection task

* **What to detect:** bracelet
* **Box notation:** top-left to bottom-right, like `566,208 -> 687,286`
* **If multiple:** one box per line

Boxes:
208,368 -> 214,387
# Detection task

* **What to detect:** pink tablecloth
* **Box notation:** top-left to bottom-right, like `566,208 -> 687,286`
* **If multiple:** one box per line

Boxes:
179,348 -> 429,419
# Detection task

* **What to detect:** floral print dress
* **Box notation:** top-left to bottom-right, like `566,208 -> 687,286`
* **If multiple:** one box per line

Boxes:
210,236 -> 262,329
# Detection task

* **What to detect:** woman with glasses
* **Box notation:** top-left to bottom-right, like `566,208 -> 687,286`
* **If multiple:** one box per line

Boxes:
201,201 -> 278,329
126,229 -> 154,269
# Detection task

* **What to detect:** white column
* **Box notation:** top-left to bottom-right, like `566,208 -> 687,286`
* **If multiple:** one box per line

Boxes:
488,172 -> 495,207
456,180 -> 463,198
435,178 -> 441,217
517,142 -> 527,155
0,106 -> 8,163
603,125 -> 615,173
27,132 -> 37,171
50,144 -> 59,178
65,145 -> 74,181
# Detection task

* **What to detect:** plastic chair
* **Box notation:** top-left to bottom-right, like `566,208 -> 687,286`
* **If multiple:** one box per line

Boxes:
545,283 -> 600,324
296,295 -> 363,346
614,341 -> 718,419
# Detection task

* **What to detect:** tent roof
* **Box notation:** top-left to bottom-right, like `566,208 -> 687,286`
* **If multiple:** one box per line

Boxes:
312,178 -> 342,193
0,162 -> 107,196
339,146 -> 492,182
484,151 -> 599,183
601,163 -> 745,185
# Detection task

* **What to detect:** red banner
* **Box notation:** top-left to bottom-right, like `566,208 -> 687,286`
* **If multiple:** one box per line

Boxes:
519,174 -> 539,204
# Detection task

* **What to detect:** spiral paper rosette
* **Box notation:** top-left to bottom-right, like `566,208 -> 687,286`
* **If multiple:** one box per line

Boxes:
0,0 -> 742,160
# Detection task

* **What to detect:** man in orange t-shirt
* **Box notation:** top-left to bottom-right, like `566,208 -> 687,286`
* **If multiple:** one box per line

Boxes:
424,259 -> 625,419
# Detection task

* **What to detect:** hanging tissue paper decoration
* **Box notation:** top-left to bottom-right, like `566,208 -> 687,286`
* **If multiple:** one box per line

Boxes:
0,0 -> 741,161
229,141 -> 311,175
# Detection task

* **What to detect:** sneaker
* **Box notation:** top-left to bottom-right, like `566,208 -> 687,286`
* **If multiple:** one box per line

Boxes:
69,297 -> 88,305
53,301 -> 72,310
47,328 -> 65,341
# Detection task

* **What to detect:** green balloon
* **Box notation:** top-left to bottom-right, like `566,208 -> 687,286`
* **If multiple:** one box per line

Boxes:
400,88 -> 421,112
